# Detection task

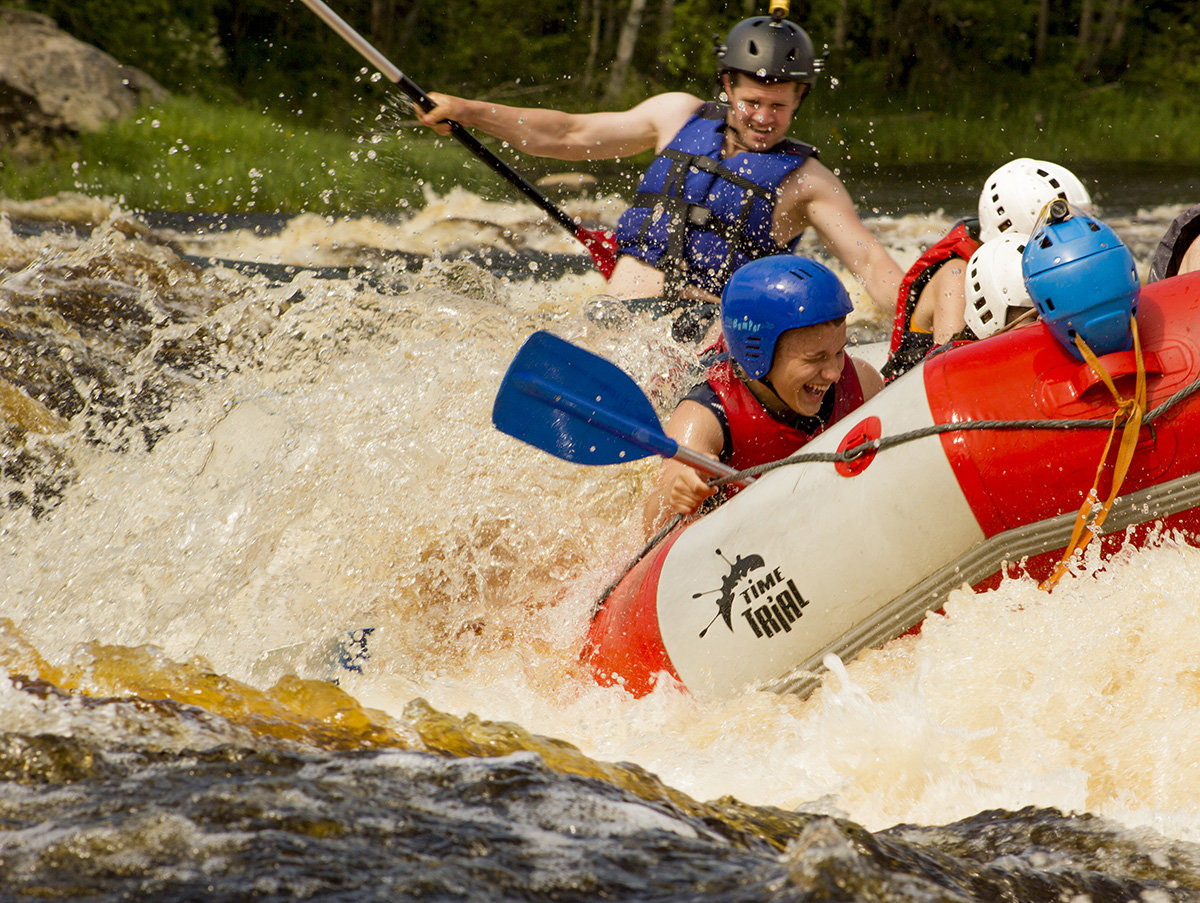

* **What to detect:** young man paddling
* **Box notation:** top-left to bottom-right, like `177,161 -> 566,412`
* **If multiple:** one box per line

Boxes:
640,255 -> 883,535
416,16 -> 902,342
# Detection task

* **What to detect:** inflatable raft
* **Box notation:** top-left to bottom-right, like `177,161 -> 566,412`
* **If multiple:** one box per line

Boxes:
582,271 -> 1200,701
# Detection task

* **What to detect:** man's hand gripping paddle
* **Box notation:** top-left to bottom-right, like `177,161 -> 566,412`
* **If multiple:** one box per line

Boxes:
296,0 -> 618,278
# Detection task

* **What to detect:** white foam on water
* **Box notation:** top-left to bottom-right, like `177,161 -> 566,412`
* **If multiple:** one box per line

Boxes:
3,196 -> 1199,848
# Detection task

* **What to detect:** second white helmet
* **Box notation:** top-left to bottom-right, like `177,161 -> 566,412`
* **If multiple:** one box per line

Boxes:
964,232 -> 1034,339
978,158 -> 1091,243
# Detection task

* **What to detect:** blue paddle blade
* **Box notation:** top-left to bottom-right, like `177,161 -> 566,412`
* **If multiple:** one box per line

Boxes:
492,331 -> 679,466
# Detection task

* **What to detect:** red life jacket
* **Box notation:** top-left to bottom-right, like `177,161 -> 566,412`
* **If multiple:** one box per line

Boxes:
705,356 -> 865,472
887,219 -> 981,353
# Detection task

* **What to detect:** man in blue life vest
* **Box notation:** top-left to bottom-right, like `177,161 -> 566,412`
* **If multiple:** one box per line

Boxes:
881,158 -> 1092,380
640,255 -> 883,535
416,16 -> 903,342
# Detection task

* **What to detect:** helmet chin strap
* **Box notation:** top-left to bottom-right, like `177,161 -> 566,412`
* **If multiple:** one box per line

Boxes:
759,376 -> 787,406
732,360 -> 789,414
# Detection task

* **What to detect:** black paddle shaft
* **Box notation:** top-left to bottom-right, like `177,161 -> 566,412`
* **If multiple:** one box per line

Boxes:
298,0 -> 581,236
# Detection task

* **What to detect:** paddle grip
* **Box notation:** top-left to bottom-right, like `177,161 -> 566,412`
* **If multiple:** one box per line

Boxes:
672,446 -> 746,483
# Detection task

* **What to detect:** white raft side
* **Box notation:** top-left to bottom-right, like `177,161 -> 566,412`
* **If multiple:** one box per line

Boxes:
766,467 -> 1200,698
654,365 -> 987,701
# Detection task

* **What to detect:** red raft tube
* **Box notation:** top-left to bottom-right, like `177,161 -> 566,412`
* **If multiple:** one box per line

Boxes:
583,272 -> 1200,701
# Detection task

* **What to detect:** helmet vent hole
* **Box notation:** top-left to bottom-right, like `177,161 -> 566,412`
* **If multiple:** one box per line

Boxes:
1044,297 -> 1056,312
747,39 -> 759,56
998,218 -> 1012,233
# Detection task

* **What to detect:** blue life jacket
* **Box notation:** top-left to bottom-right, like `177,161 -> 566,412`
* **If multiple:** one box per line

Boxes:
614,102 -> 816,297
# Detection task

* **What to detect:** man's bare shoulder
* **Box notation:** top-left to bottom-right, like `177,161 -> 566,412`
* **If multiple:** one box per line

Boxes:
634,91 -> 706,113
628,92 -> 707,147
778,155 -> 844,202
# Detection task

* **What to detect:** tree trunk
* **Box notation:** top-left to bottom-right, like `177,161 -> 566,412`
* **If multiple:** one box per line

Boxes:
1034,0 -> 1048,65
1077,0 -> 1095,70
1080,0 -> 1127,75
653,0 -> 677,78
1107,0 -> 1135,50
604,0 -> 649,106
395,0 -> 423,57
583,0 -> 602,94
371,0 -> 394,49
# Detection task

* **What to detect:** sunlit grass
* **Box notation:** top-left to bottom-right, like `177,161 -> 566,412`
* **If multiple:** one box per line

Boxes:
808,87 -> 1200,165
0,95 -> 503,215
2,87 -> 1197,217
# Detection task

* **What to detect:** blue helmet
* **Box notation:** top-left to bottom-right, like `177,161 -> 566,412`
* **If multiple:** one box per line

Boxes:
722,255 -> 853,380
1022,201 -> 1139,360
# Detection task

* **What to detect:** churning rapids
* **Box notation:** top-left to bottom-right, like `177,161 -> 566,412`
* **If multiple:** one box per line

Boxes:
2,182 -> 1200,901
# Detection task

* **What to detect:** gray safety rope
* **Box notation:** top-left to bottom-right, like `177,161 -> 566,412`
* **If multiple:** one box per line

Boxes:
589,373 -> 1200,616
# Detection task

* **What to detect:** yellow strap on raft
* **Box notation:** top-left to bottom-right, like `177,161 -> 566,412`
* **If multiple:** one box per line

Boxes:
1040,317 -> 1146,591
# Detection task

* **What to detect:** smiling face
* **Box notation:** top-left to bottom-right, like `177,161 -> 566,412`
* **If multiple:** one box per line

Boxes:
763,319 -> 848,417
721,73 -> 805,154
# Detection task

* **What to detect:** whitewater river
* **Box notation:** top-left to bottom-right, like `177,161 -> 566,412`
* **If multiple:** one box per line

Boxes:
2,176 -> 1200,900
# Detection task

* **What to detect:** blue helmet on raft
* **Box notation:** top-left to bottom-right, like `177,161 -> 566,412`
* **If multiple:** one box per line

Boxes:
1022,200 -> 1139,360
721,255 -> 853,380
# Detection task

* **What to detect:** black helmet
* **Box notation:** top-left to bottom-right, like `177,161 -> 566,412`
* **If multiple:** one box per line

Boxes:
716,16 -> 816,84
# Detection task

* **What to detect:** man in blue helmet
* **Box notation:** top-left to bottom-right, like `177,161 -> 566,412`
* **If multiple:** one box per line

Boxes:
641,255 -> 883,534
417,16 -> 903,342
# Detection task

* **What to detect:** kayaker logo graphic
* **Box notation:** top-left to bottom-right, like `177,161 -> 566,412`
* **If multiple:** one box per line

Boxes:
695,549 -> 809,640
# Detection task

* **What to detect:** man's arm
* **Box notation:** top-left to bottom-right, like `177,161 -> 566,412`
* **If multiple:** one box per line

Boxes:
416,91 -> 702,161
775,159 -> 904,316
1179,234 -> 1200,277
640,400 -> 725,537
909,259 -> 969,344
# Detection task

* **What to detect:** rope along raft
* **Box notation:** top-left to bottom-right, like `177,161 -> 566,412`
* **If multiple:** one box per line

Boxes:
597,317 -> 1186,609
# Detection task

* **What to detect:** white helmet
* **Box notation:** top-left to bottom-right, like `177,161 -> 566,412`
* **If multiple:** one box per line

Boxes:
964,232 -> 1034,339
978,158 -> 1091,242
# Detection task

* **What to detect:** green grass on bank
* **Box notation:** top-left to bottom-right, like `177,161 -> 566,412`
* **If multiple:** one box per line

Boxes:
807,86 -> 1200,166
0,96 -> 495,216
2,88 -> 1198,217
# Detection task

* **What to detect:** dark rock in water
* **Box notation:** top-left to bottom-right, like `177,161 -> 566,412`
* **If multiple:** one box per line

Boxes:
0,9 -> 167,156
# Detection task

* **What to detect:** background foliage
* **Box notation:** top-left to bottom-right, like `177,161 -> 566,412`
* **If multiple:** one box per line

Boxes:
4,0 -> 1198,215
11,0 -> 1200,126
